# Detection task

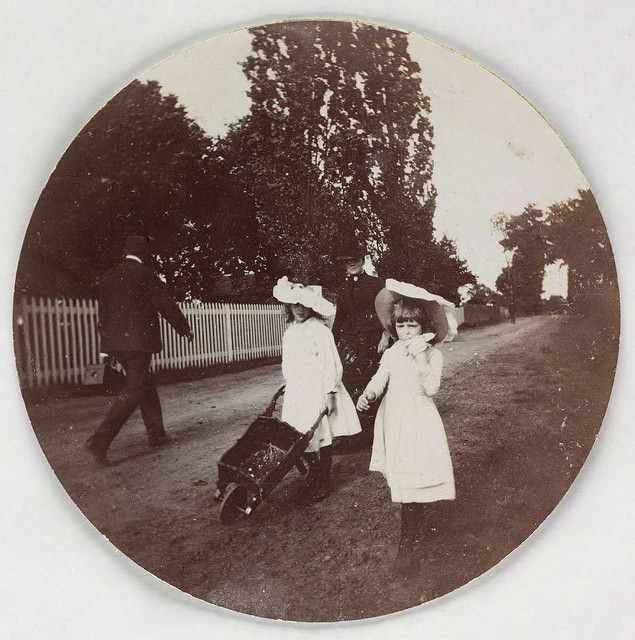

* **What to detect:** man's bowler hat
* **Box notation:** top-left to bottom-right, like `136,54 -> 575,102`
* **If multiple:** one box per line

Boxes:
335,238 -> 366,261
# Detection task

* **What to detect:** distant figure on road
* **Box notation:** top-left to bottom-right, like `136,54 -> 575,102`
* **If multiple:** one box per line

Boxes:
85,235 -> 193,466
331,241 -> 390,451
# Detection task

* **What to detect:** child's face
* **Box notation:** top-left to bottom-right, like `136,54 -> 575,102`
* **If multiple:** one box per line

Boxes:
291,303 -> 311,323
395,319 -> 423,341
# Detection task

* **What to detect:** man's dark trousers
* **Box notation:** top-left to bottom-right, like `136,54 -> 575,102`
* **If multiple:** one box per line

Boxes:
89,351 -> 166,452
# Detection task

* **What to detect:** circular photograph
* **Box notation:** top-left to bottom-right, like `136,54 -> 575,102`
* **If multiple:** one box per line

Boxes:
13,19 -> 619,622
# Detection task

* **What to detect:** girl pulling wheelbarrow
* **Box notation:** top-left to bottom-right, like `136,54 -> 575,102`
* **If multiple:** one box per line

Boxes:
273,276 -> 362,503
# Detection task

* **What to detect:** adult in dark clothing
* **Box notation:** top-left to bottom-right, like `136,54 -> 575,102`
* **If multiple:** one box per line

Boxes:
332,243 -> 390,451
85,236 -> 193,466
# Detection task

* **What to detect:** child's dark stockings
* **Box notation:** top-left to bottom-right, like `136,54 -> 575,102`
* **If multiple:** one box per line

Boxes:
395,502 -> 424,578
297,445 -> 332,504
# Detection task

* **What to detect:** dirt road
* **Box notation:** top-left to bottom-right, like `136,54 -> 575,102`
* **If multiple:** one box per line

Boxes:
25,315 -> 615,621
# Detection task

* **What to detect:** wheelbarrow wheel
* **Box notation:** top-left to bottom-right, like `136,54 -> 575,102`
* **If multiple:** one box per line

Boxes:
219,482 -> 251,525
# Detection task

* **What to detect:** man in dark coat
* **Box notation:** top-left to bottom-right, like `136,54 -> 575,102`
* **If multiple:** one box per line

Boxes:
332,242 -> 390,451
85,235 -> 193,465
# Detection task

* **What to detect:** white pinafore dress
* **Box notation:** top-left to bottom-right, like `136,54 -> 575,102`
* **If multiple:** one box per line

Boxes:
365,341 -> 455,503
281,317 -> 361,452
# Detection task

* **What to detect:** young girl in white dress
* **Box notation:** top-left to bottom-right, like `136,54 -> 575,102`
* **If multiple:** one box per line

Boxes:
273,277 -> 361,503
357,286 -> 455,576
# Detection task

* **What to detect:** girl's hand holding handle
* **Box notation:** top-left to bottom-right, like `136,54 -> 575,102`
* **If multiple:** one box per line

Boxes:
326,392 -> 336,415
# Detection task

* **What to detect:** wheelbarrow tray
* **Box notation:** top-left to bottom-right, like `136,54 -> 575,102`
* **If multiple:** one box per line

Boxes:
217,415 -> 313,500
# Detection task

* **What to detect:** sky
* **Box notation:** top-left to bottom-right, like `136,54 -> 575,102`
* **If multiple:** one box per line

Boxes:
139,24 -> 588,295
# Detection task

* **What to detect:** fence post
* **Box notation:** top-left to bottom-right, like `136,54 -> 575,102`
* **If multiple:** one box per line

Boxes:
19,297 -> 33,387
224,304 -> 234,363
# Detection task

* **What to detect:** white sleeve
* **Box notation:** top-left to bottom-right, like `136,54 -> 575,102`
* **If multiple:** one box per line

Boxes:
363,349 -> 391,398
416,347 -> 443,396
316,322 -> 343,393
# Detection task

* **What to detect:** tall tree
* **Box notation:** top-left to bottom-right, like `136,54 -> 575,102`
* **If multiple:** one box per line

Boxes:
209,21 -> 471,297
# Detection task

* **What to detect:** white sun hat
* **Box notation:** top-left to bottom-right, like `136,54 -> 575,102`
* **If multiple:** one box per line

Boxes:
272,277 -> 335,316
375,279 -> 457,344
385,278 -> 455,308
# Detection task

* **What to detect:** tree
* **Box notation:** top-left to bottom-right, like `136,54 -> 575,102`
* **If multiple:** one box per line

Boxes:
492,189 -> 618,327
17,24 -> 478,305
546,189 -> 617,306
420,235 -> 476,305
492,205 -> 551,314
208,21 -> 472,298
16,80 -> 214,299
464,283 -> 503,306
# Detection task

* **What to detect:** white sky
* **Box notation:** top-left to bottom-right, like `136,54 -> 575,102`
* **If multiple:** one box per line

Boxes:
139,26 -> 587,294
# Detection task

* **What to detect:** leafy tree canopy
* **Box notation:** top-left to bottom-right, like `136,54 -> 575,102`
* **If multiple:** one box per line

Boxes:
210,21 -> 473,298
493,189 -> 618,317
18,22 -> 476,305
17,80 -> 214,298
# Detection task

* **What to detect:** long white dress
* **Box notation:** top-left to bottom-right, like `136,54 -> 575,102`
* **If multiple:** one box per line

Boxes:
281,316 -> 362,453
365,340 -> 455,503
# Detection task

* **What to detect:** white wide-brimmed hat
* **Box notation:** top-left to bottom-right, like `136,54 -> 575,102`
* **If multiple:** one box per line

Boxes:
273,277 -> 335,316
375,279 -> 456,344
385,279 -> 456,307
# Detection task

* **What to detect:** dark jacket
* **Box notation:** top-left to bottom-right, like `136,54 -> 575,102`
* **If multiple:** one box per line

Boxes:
332,272 -> 384,342
98,259 -> 191,353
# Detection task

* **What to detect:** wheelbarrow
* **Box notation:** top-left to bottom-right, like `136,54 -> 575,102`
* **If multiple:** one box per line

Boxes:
214,385 -> 327,524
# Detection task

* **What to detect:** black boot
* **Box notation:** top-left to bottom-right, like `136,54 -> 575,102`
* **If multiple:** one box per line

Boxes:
394,503 -> 423,578
311,445 -> 332,502
295,451 -> 320,505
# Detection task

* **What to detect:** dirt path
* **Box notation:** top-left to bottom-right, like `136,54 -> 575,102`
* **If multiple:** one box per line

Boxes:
25,316 -> 612,621
30,317 -> 542,490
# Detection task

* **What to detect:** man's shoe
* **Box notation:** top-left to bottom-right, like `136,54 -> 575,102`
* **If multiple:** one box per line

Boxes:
84,437 -> 112,467
148,434 -> 174,448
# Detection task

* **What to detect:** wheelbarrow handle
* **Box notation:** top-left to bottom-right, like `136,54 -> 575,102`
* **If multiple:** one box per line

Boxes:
263,384 -> 286,417
307,408 -> 329,435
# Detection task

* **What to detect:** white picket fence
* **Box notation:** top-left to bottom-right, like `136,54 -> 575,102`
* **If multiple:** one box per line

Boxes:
14,297 -> 289,389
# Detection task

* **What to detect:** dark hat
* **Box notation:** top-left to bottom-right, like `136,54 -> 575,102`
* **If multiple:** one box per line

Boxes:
335,238 -> 366,261
124,235 -> 155,260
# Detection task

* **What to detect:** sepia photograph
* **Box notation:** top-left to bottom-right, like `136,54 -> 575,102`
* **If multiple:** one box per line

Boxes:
3,2 -> 634,638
